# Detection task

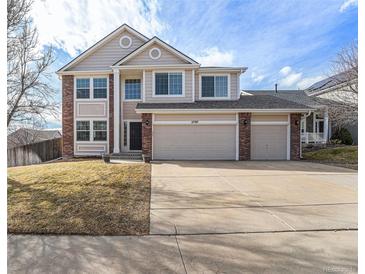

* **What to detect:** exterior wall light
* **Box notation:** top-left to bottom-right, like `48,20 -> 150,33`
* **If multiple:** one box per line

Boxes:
295,120 -> 299,125
145,120 -> 150,126
241,119 -> 248,125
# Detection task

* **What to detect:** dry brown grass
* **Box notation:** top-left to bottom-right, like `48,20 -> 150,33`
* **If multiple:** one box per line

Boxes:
8,160 -> 151,235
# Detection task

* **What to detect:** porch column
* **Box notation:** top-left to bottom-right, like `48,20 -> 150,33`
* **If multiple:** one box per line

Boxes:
324,108 -> 329,143
113,68 -> 120,153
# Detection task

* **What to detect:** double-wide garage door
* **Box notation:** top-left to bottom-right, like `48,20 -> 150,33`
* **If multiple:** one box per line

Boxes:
153,125 -> 236,160
151,114 -> 289,161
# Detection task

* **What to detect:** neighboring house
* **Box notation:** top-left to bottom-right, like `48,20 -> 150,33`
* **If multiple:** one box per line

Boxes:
8,128 -> 62,149
305,73 -> 358,144
244,90 -> 334,145
57,24 -> 312,162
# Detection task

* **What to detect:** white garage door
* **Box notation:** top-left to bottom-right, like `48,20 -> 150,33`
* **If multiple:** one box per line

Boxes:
251,125 -> 288,160
153,125 -> 236,160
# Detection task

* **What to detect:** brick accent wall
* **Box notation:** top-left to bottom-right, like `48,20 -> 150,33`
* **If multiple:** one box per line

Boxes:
62,75 -> 74,157
239,112 -> 251,160
109,74 -> 114,153
290,113 -> 301,160
142,113 -> 152,162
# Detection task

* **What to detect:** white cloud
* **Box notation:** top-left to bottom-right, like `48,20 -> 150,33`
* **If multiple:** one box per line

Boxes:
279,72 -> 302,87
297,75 -> 325,89
31,0 -> 166,56
192,47 -> 234,66
279,66 -> 292,76
251,71 -> 265,83
339,0 -> 357,12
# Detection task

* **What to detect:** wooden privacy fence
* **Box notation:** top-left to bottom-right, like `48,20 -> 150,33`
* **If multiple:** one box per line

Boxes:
7,138 -> 62,167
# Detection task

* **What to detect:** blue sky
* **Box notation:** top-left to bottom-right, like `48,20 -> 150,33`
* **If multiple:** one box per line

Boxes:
30,0 -> 358,127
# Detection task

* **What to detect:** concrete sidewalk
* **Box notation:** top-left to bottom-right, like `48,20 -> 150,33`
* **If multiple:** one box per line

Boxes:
8,231 -> 357,274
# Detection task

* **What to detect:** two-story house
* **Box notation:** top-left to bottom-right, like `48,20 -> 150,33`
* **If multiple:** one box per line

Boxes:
57,24 -> 311,162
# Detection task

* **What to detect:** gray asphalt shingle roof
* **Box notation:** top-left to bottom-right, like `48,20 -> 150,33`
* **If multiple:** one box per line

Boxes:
244,90 -> 333,108
136,94 -> 312,110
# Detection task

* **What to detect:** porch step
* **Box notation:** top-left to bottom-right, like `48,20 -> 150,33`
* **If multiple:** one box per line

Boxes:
110,152 -> 142,160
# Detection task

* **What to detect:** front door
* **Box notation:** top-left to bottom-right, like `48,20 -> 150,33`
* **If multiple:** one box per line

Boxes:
129,122 -> 142,150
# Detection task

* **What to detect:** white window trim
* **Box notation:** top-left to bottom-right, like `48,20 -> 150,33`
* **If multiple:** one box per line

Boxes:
152,70 -> 185,97
149,47 -> 161,60
74,76 -> 109,101
199,73 -> 231,100
122,119 -> 142,152
74,118 -> 109,144
123,78 -> 142,101
119,35 -> 132,49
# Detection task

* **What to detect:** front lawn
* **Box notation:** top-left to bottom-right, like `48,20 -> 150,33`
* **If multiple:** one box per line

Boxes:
8,160 -> 151,235
303,146 -> 358,170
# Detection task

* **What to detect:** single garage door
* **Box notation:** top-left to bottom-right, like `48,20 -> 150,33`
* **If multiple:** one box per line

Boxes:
251,125 -> 287,160
153,125 -> 236,160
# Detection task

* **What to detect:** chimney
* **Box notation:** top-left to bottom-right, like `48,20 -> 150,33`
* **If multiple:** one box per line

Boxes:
275,83 -> 278,93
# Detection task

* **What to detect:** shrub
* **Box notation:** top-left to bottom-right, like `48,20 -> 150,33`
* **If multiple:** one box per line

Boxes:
331,128 -> 353,145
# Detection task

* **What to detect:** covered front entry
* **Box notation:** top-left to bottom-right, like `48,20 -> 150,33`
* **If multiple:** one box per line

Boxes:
152,113 -> 237,160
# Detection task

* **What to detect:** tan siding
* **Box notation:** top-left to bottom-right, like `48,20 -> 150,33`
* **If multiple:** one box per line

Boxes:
124,43 -> 189,65
153,125 -> 236,160
70,30 -> 145,71
154,113 -> 236,121
144,69 -> 193,102
123,101 -> 141,120
251,125 -> 287,160
251,115 -> 288,122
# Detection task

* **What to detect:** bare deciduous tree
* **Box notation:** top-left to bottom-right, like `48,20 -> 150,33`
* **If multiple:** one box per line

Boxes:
7,0 -> 58,128
326,41 -> 358,128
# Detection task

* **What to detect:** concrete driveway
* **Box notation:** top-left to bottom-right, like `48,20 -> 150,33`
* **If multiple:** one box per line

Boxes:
150,161 -> 357,234
8,161 -> 357,273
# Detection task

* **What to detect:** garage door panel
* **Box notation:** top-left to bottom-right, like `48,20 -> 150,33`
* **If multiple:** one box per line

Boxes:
153,125 -> 236,160
251,125 -> 287,160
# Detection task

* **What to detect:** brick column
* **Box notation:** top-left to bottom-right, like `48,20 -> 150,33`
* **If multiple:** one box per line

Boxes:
109,74 -> 114,153
290,113 -> 301,160
62,75 -> 74,158
239,112 -> 251,160
142,113 -> 152,163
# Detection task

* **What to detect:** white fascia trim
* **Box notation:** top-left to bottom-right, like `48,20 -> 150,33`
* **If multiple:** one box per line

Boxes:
135,108 -> 312,114
115,37 -> 199,66
57,25 -> 149,73
58,70 -> 112,76
198,67 -> 247,73
113,64 -> 200,69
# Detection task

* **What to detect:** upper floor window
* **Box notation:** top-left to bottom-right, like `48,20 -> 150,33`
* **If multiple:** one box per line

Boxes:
201,75 -> 229,98
155,72 -> 183,96
125,79 -> 141,100
76,77 -> 107,99
93,78 -> 107,99
76,79 -> 90,99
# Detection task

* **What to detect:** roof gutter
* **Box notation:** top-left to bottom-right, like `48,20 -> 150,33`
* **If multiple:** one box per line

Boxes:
135,108 -> 312,114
